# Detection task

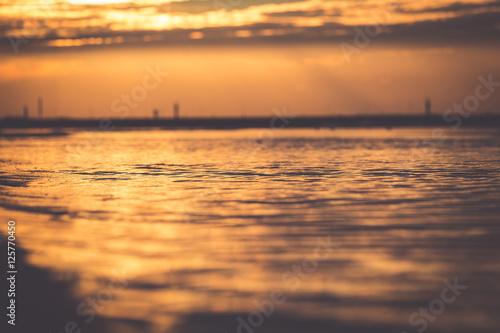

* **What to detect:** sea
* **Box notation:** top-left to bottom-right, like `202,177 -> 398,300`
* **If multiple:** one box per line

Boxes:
1,127 -> 499,333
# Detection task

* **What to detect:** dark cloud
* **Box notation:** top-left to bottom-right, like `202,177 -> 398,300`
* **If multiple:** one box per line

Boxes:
265,9 -> 327,17
378,11 -> 500,44
1,9 -> 499,53
401,0 -> 500,14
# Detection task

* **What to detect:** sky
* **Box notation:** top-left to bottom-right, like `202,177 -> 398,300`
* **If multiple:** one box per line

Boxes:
0,0 -> 499,118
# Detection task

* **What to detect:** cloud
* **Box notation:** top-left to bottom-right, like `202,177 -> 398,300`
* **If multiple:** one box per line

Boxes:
264,9 -> 328,18
401,0 -> 500,14
0,0 -> 499,52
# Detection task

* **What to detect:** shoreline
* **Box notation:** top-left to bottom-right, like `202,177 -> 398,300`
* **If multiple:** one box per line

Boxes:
1,114 -> 500,130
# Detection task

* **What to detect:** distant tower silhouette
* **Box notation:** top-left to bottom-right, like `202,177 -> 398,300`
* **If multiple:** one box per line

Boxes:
23,105 -> 29,120
38,97 -> 43,118
173,102 -> 179,120
425,98 -> 431,116
153,108 -> 159,119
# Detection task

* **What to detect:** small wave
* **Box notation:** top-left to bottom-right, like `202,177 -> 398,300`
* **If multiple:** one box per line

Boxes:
0,199 -> 68,215
0,132 -> 70,139
0,175 -> 34,187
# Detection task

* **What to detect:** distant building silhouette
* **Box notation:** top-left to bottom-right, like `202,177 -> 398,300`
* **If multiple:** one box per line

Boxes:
38,97 -> 43,118
425,98 -> 431,116
153,108 -> 159,119
23,105 -> 29,120
173,102 -> 179,120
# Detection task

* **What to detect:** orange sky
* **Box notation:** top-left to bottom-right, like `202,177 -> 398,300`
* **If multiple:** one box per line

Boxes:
0,0 -> 499,118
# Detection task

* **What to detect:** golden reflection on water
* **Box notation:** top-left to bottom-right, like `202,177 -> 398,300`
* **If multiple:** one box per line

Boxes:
1,128 -> 499,332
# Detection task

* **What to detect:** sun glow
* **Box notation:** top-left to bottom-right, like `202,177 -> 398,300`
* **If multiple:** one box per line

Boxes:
66,0 -> 131,4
